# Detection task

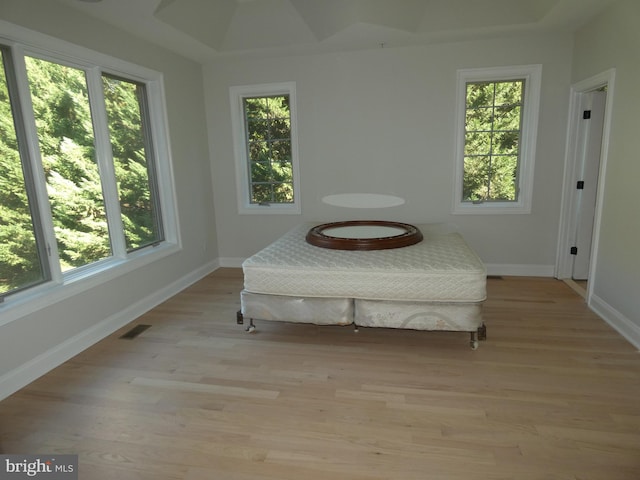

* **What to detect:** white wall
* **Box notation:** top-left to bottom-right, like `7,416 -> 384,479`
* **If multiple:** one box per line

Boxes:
205,33 -> 574,273
0,0 -> 217,395
571,0 -> 640,347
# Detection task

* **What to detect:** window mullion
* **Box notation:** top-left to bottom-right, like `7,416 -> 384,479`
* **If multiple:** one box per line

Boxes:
86,68 -> 127,258
11,45 -> 63,283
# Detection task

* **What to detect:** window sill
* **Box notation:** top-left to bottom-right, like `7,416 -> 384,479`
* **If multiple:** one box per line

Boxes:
0,242 -> 180,327
452,202 -> 531,215
238,203 -> 301,215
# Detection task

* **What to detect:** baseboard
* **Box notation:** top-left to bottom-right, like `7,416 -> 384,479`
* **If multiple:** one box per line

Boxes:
589,294 -> 640,351
0,260 -> 219,401
218,257 -> 245,268
485,263 -> 555,277
562,278 -> 586,299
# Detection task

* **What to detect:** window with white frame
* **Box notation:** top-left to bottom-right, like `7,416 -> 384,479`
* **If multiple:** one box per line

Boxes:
230,82 -> 300,214
453,65 -> 541,214
0,28 -> 177,310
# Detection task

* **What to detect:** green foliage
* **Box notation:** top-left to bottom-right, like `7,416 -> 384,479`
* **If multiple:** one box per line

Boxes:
1,55 -> 160,294
0,53 -> 46,293
244,95 -> 293,204
26,57 -> 111,271
103,75 -> 159,250
463,80 -> 523,202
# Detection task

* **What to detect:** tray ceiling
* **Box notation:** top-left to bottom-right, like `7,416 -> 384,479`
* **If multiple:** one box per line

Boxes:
54,0 -> 616,61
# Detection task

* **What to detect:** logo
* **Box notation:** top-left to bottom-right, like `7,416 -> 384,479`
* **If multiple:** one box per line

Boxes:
0,456 -> 77,480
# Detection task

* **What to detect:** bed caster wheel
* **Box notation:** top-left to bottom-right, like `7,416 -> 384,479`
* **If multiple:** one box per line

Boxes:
245,319 -> 256,333
470,331 -> 479,350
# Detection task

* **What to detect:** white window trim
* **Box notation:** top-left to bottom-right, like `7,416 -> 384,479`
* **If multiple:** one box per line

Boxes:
229,82 -> 301,215
0,20 -> 181,325
452,64 -> 542,215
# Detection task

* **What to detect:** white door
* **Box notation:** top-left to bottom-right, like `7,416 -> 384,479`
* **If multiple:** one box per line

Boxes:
572,90 -> 606,280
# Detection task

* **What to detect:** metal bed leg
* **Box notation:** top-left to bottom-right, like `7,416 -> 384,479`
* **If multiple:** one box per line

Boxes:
470,324 -> 487,349
478,323 -> 487,341
246,318 -> 256,333
236,310 -> 256,333
470,331 -> 479,350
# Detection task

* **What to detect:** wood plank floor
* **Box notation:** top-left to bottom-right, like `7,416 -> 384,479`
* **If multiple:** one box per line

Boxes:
1,269 -> 639,479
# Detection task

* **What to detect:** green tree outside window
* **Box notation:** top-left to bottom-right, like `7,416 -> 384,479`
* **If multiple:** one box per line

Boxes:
244,95 -> 294,204
1,51 -> 164,296
463,80 -> 524,202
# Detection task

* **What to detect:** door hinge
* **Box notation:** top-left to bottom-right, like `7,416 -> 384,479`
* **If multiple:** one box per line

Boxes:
583,110 -> 591,119
576,180 -> 585,189
570,246 -> 578,255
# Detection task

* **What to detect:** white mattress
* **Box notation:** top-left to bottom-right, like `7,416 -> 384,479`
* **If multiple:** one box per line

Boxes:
242,223 -> 486,303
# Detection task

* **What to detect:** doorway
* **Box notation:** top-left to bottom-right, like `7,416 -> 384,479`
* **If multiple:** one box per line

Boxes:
571,88 -> 606,282
556,69 -> 616,301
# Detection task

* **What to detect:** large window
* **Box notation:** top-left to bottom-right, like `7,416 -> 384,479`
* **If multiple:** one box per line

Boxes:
453,65 -> 541,214
230,82 -> 300,214
0,49 -> 49,294
102,74 -> 163,251
0,29 -> 177,311
25,57 -> 113,271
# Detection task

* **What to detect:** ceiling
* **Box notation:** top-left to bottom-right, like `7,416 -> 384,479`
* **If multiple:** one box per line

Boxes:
53,0 -> 616,62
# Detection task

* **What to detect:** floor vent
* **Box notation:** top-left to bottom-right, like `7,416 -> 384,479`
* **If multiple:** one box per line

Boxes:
120,324 -> 151,339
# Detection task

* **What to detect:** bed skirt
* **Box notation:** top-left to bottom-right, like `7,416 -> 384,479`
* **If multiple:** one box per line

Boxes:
240,291 -> 483,332
240,290 -> 353,326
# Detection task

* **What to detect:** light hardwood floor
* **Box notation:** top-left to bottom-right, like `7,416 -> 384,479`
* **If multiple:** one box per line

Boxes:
1,269 -> 639,479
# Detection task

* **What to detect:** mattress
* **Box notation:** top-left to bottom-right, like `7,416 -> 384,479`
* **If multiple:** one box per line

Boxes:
242,223 -> 486,303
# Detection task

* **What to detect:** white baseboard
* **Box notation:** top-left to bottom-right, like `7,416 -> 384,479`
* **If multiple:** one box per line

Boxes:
218,257 -> 245,268
0,260 -> 219,401
589,294 -> 640,351
485,263 -> 555,277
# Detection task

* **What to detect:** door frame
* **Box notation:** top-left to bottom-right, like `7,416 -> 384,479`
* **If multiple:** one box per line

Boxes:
555,69 -> 616,303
